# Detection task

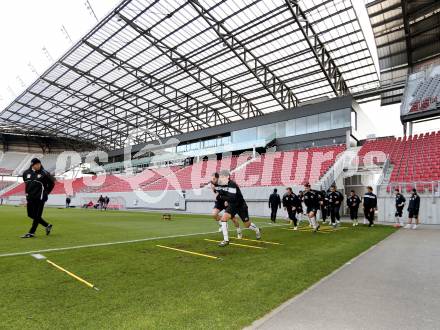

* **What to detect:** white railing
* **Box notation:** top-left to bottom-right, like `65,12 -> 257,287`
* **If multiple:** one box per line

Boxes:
378,181 -> 440,198
317,147 -> 360,191
0,180 -> 21,196
377,157 -> 391,185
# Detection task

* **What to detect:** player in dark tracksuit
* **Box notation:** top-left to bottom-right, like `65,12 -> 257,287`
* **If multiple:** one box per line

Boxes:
104,196 -> 110,210
347,190 -> 361,226
320,190 -> 329,223
363,186 -> 377,227
21,158 -> 55,238
282,187 -> 301,230
327,185 -> 344,227
405,188 -> 420,229
394,189 -> 406,227
216,170 -> 261,246
268,189 -> 281,223
65,196 -> 71,208
98,195 -> 104,210
210,172 -> 241,237
303,183 -> 321,231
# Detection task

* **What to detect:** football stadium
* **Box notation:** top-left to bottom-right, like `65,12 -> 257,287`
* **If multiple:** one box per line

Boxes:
0,0 -> 439,329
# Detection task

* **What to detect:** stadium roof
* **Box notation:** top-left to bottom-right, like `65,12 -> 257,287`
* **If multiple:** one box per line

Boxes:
366,0 -> 440,106
0,0 -> 379,149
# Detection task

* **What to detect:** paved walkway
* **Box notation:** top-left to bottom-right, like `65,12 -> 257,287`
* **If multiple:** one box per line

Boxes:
249,226 -> 440,330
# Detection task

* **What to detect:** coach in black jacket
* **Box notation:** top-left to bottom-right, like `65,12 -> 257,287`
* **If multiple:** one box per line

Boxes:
21,158 -> 56,238
268,189 -> 281,223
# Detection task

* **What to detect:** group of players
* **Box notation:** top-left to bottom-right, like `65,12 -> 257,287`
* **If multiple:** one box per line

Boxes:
209,168 -> 388,247
18,158 -> 422,242
393,188 -> 420,229
208,169 -> 375,247
271,186 -> 421,230
270,185 -> 376,230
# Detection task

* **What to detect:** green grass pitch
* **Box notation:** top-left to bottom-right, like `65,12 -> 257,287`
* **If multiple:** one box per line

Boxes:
0,206 -> 396,329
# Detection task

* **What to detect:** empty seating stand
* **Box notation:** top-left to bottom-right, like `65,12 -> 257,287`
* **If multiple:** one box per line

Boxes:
1,145 -> 345,198
0,151 -> 65,176
1,182 -> 25,197
144,156 -> 244,191
359,131 -> 440,193
407,72 -> 440,114
0,152 -> 31,175
0,181 -> 16,193
232,145 -> 345,187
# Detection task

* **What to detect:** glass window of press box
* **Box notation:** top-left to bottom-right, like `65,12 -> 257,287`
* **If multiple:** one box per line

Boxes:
175,109 -> 351,152
176,135 -> 232,153
231,109 -> 351,142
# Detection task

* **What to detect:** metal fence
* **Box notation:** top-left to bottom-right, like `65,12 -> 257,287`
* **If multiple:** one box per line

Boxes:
377,181 -> 440,198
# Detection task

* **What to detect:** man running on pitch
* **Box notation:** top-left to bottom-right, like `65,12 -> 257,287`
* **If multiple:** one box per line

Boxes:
327,184 -> 344,228
303,183 -> 320,232
282,187 -> 301,230
216,170 -> 261,247
210,172 -> 242,238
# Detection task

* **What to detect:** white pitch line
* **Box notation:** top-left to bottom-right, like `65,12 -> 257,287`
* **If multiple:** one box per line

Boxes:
0,222 -> 287,258
0,231 -> 218,258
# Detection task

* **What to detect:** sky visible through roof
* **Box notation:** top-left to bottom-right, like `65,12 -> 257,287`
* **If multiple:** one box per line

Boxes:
0,0 -> 437,139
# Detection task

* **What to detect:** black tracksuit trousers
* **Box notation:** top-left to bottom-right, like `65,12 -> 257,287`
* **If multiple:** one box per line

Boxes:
286,207 -> 297,227
364,208 -> 375,226
321,206 -> 327,221
329,205 -> 341,224
270,207 -> 278,222
349,207 -> 359,220
27,200 -> 49,234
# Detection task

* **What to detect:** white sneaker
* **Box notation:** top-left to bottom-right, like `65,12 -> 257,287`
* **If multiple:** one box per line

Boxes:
256,229 -> 261,240
218,240 -> 229,247
404,224 -> 411,229
352,222 -> 356,227
237,231 -> 243,239
293,226 -> 298,231
336,220 -> 340,224
412,224 -> 417,230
